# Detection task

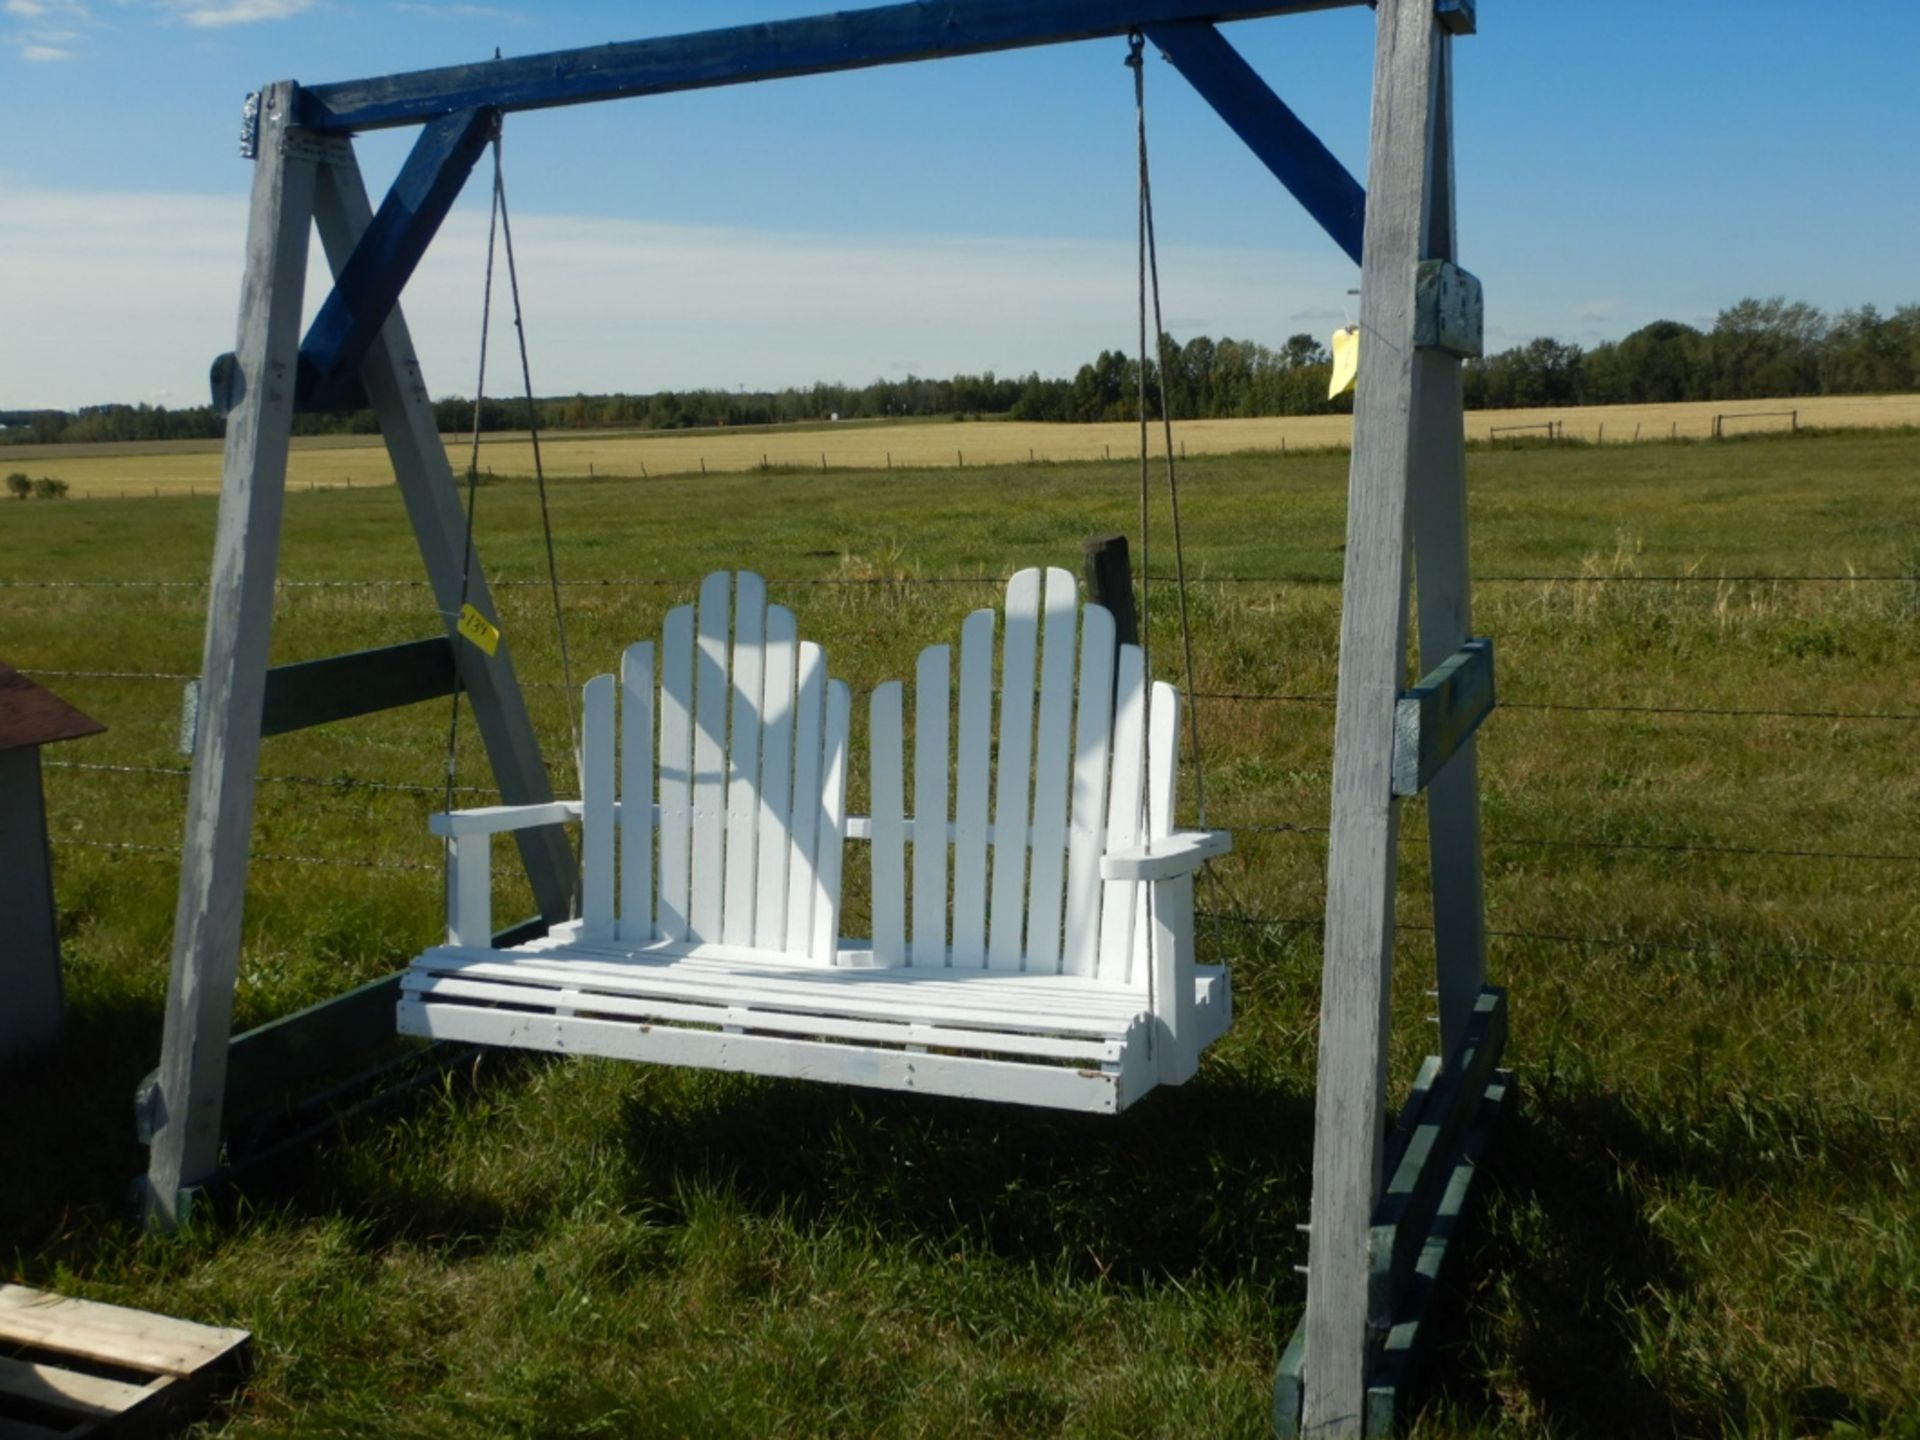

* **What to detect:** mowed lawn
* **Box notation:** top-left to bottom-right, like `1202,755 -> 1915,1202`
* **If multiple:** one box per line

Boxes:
1,429 -> 1917,1436
6,391 -> 1920,497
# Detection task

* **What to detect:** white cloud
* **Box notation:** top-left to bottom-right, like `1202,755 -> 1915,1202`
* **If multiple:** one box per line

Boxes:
171,0 -> 314,27
19,39 -> 68,55
0,182 -> 1360,409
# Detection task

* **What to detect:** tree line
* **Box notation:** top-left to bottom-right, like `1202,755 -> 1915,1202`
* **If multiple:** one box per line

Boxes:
5,296 -> 1914,447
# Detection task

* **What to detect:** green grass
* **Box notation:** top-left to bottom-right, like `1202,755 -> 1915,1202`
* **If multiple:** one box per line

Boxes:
2,428 -> 1918,1436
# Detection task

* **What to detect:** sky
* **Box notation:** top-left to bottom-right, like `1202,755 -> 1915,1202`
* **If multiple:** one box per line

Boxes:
2,1 -> 1917,411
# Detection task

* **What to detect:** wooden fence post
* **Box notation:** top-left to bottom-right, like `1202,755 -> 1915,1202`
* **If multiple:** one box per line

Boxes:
1081,533 -> 1139,650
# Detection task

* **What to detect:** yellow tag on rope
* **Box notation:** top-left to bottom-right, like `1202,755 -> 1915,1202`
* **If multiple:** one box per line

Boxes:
1328,325 -> 1360,399
457,603 -> 501,656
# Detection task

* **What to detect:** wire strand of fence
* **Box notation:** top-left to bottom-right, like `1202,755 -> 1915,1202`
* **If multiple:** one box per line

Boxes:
42,759 -> 498,798
2,571 -> 1913,589
1195,908 -> 1920,971
22,665 -> 1919,726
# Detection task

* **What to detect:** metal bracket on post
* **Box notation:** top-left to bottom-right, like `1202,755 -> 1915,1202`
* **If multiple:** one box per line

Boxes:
1413,260 -> 1483,359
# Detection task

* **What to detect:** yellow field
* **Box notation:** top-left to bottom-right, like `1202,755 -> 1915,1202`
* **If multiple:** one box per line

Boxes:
7,392 -> 1917,498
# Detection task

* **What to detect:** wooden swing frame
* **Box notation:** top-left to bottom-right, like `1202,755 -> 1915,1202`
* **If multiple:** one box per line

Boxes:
143,3 -> 1501,1434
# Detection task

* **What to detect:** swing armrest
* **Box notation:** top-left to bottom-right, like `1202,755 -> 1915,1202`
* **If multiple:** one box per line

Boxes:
430,800 -> 582,839
1100,829 -> 1231,882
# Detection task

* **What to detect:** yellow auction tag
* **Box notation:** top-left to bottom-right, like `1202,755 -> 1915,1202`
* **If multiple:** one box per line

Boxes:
1328,325 -> 1360,399
457,603 -> 501,656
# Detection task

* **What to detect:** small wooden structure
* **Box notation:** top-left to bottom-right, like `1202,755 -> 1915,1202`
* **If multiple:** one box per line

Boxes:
0,1284 -> 249,1437
147,3 -> 1501,1432
0,662 -> 105,1066
402,568 -> 1231,1112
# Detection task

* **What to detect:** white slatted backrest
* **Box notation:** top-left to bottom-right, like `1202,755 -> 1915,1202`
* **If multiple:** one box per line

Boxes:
949,610 -> 994,965
656,603 -> 696,942
688,571 -> 731,942
721,573 -> 768,944
910,644 -> 951,967
1061,604 -> 1116,977
1097,643 -> 1148,984
752,606 -> 798,950
869,681 -> 907,965
579,672 -> 617,940
887,569 -> 1165,986
608,574 -> 846,960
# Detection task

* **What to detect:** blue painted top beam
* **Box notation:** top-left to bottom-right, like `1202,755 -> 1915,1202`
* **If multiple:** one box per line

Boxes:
297,0 -> 1368,134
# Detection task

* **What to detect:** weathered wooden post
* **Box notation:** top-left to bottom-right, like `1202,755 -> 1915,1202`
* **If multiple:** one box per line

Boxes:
0,662 -> 106,1066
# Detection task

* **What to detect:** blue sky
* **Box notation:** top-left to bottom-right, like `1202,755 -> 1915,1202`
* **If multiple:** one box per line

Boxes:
3,1 -> 1916,409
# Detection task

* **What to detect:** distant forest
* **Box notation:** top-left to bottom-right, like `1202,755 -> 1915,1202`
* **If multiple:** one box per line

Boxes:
5,296 -> 1915,446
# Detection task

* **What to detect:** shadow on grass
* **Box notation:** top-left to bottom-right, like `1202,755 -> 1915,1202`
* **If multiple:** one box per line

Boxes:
610,1061 -> 1318,1289
1426,1083 -> 1697,1438
0,994 -> 161,1267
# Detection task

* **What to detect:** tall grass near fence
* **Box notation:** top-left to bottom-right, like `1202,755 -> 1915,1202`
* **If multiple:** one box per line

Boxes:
1,429 -> 1917,1436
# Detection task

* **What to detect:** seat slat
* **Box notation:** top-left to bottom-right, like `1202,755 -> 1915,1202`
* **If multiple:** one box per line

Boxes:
404,1002 -> 1139,1114
1099,644 -> 1148,984
950,609 -> 995,966
407,973 -> 1123,1062
753,606 -> 798,950
655,604 -> 695,941
689,571 -> 732,941
618,642 -> 654,942
722,573 -> 767,944
410,949 -> 1172,1032
1023,566 -> 1080,974
987,568 -> 1042,969
784,642 -> 827,955
869,681 -> 907,965
1062,603 -> 1116,977
910,644 -> 951,968
579,672 -> 616,938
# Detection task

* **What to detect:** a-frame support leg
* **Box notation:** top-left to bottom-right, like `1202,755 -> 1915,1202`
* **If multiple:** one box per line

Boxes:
145,83 -> 317,1227
1407,43 -> 1487,1057
1297,1 -> 1492,1434
145,96 -> 576,1228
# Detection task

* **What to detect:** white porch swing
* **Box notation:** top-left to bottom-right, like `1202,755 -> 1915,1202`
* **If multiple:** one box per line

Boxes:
398,36 -> 1234,1114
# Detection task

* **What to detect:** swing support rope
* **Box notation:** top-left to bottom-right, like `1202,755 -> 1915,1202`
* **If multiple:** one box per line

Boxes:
444,122 -> 582,918
1129,30 -> 1209,833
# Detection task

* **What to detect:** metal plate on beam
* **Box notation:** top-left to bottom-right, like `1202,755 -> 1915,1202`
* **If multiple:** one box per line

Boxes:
1413,259 -> 1483,358
1392,636 -> 1494,797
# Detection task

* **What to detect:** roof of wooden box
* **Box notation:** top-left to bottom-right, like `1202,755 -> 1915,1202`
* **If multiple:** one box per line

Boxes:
0,662 -> 107,753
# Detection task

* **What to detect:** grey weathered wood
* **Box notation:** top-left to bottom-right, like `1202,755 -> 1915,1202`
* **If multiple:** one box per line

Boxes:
178,636 -> 457,753
1303,2 -> 1446,1432
0,747 -> 63,1064
1407,36 -> 1490,1063
309,143 -> 575,921
1367,988 -> 1504,1328
1390,638 -> 1493,798
1365,1071 -> 1507,1433
145,84 -> 318,1229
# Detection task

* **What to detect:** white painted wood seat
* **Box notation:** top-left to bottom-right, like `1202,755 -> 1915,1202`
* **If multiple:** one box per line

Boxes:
399,567 -> 1231,1114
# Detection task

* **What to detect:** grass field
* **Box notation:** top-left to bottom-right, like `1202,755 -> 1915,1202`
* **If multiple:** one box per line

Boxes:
6,392 -> 1920,498
2,428 -> 1918,1436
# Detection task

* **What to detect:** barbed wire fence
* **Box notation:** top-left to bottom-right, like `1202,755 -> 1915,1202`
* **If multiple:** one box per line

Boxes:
16,566 -> 1918,973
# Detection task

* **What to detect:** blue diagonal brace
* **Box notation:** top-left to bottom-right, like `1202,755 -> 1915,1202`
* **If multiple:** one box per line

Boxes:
1144,22 -> 1366,265
296,106 -> 497,411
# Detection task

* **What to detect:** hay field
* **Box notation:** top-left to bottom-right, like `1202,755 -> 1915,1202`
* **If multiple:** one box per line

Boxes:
7,392 -> 1919,498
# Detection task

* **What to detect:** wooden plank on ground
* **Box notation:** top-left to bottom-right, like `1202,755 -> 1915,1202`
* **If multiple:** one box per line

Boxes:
0,1285 -> 249,1438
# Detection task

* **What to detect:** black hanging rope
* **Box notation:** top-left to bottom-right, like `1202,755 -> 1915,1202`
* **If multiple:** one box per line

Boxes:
1129,31 -> 1209,829
444,125 -> 504,863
